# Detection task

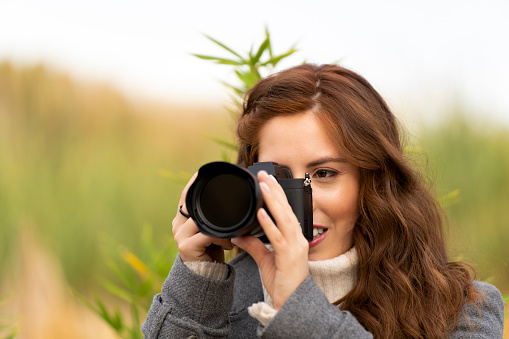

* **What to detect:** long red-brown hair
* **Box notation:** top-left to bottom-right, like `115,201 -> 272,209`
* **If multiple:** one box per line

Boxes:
236,64 -> 479,338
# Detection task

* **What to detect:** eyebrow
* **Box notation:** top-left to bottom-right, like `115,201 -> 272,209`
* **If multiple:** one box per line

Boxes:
306,157 -> 348,168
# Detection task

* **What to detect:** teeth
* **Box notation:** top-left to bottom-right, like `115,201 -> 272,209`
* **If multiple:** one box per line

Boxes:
313,228 -> 325,238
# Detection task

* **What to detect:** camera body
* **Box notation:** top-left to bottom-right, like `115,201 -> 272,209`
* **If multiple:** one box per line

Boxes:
185,161 -> 313,242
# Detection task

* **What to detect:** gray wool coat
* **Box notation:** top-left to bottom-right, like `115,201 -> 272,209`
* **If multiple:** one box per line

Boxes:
142,252 -> 505,338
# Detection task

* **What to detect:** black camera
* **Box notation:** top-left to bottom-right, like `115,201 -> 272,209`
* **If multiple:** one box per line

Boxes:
185,161 -> 313,242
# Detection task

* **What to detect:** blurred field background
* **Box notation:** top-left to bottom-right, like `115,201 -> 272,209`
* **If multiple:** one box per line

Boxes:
0,60 -> 507,338
0,61 -> 236,338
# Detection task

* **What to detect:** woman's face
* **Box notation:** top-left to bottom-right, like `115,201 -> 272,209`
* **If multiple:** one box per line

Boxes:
258,112 -> 360,261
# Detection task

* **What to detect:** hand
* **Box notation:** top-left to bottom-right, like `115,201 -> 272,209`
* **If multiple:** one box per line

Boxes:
172,172 -> 233,263
232,171 -> 310,309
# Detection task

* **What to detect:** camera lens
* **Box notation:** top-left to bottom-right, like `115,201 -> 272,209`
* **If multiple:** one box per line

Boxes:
199,173 -> 253,228
186,162 -> 263,238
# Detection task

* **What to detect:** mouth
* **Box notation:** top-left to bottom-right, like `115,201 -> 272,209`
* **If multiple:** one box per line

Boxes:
312,227 -> 327,239
310,225 -> 328,247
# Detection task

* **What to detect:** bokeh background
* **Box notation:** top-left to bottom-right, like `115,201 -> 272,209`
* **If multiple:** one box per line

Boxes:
0,1 -> 508,338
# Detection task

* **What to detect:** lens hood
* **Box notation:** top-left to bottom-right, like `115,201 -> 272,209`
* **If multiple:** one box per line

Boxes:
185,162 -> 264,239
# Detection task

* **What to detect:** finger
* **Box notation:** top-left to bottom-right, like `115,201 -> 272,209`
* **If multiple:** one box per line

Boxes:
178,172 -> 198,207
257,171 -> 288,204
173,172 -> 199,228
200,234 -> 234,250
178,233 -> 233,261
256,207 -> 289,250
258,171 -> 296,219
172,204 -> 191,229
173,218 -> 199,240
258,177 -> 300,238
232,235 -> 271,266
172,205 -> 196,239
183,235 -> 233,257
186,233 -> 233,252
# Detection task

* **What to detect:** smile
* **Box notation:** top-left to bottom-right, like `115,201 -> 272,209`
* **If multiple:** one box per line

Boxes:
313,227 -> 326,238
310,226 -> 328,247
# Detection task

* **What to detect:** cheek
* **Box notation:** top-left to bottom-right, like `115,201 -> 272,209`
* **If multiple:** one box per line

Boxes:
317,182 -> 360,225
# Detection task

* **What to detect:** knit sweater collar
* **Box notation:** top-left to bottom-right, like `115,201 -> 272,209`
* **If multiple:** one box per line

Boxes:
263,246 -> 358,305
308,246 -> 358,304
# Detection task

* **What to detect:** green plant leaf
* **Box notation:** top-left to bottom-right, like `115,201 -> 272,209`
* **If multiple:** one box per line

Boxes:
248,63 -> 261,80
404,146 -> 423,155
203,34 -> 244,60
483,276 -> 495,284
121,248 -> 149,278
191,54 -> 243,66
261,48 -> 298,67
219,80 -> 245,97
127,324 -> 144,339
265,26 -> 273,58
106,256 -> 137,292
153,246 -> 177,282
220,150 -> 232,162
439,189 -> 461,208
140,223 -> 156,262
203,134 -> 238,150
157,169 -> 191,185
329,57 -> 346,65
234,70 -> 260,89
94,297 -> 124,332
136,278 -> 155,297
252,34 -> 270,64
247,44 -> 255,63
102,281 -> 134,304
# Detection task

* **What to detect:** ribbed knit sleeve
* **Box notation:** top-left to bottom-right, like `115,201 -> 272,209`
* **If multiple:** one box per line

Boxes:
141,255 -> 235,339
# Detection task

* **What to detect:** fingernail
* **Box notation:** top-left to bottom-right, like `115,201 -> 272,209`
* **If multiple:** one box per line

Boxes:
260,182 -> 270,192
259,208 -> 269,219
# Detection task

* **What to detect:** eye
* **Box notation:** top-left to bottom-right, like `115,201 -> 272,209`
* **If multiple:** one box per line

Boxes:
313,169 -> 338,179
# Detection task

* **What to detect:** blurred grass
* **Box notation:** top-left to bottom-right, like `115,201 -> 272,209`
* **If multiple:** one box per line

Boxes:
0,61 -> 235,291
418,114 -> 509,292
0,60 -> 507,328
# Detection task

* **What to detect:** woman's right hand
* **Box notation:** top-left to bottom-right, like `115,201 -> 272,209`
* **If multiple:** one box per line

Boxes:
172,173 -> 233,263
232,170 -> 310,310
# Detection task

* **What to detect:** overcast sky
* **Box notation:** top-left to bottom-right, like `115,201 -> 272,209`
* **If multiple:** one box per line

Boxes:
1,0 -> 508,128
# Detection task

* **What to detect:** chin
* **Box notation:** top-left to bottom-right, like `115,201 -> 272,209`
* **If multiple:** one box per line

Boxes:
307,251 -> 332,261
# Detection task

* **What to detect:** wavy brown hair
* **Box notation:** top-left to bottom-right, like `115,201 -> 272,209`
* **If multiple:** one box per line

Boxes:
235,64 -> 480,338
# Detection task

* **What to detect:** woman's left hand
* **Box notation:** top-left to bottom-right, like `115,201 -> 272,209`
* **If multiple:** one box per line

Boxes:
232,170 -> 310,310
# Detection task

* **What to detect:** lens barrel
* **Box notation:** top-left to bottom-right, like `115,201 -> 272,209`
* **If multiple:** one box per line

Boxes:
186,162 -> 265,238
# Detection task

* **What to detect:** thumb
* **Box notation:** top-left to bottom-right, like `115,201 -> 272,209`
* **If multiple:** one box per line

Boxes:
232,236 -> 271,265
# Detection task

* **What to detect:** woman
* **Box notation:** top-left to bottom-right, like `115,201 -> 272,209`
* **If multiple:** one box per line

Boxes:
142,64 -> 504,338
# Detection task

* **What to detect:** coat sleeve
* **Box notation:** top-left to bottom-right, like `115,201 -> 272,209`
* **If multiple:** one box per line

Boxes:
258,276 -> 373,339
449,281 -> 505,338
141,255 -> 235,339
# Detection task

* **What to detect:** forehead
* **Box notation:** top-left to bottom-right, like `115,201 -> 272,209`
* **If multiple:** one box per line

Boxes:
258,112 -> 342,163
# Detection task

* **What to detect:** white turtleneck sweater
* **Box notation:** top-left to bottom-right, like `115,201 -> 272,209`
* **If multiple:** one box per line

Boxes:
184,247 -> 359,327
